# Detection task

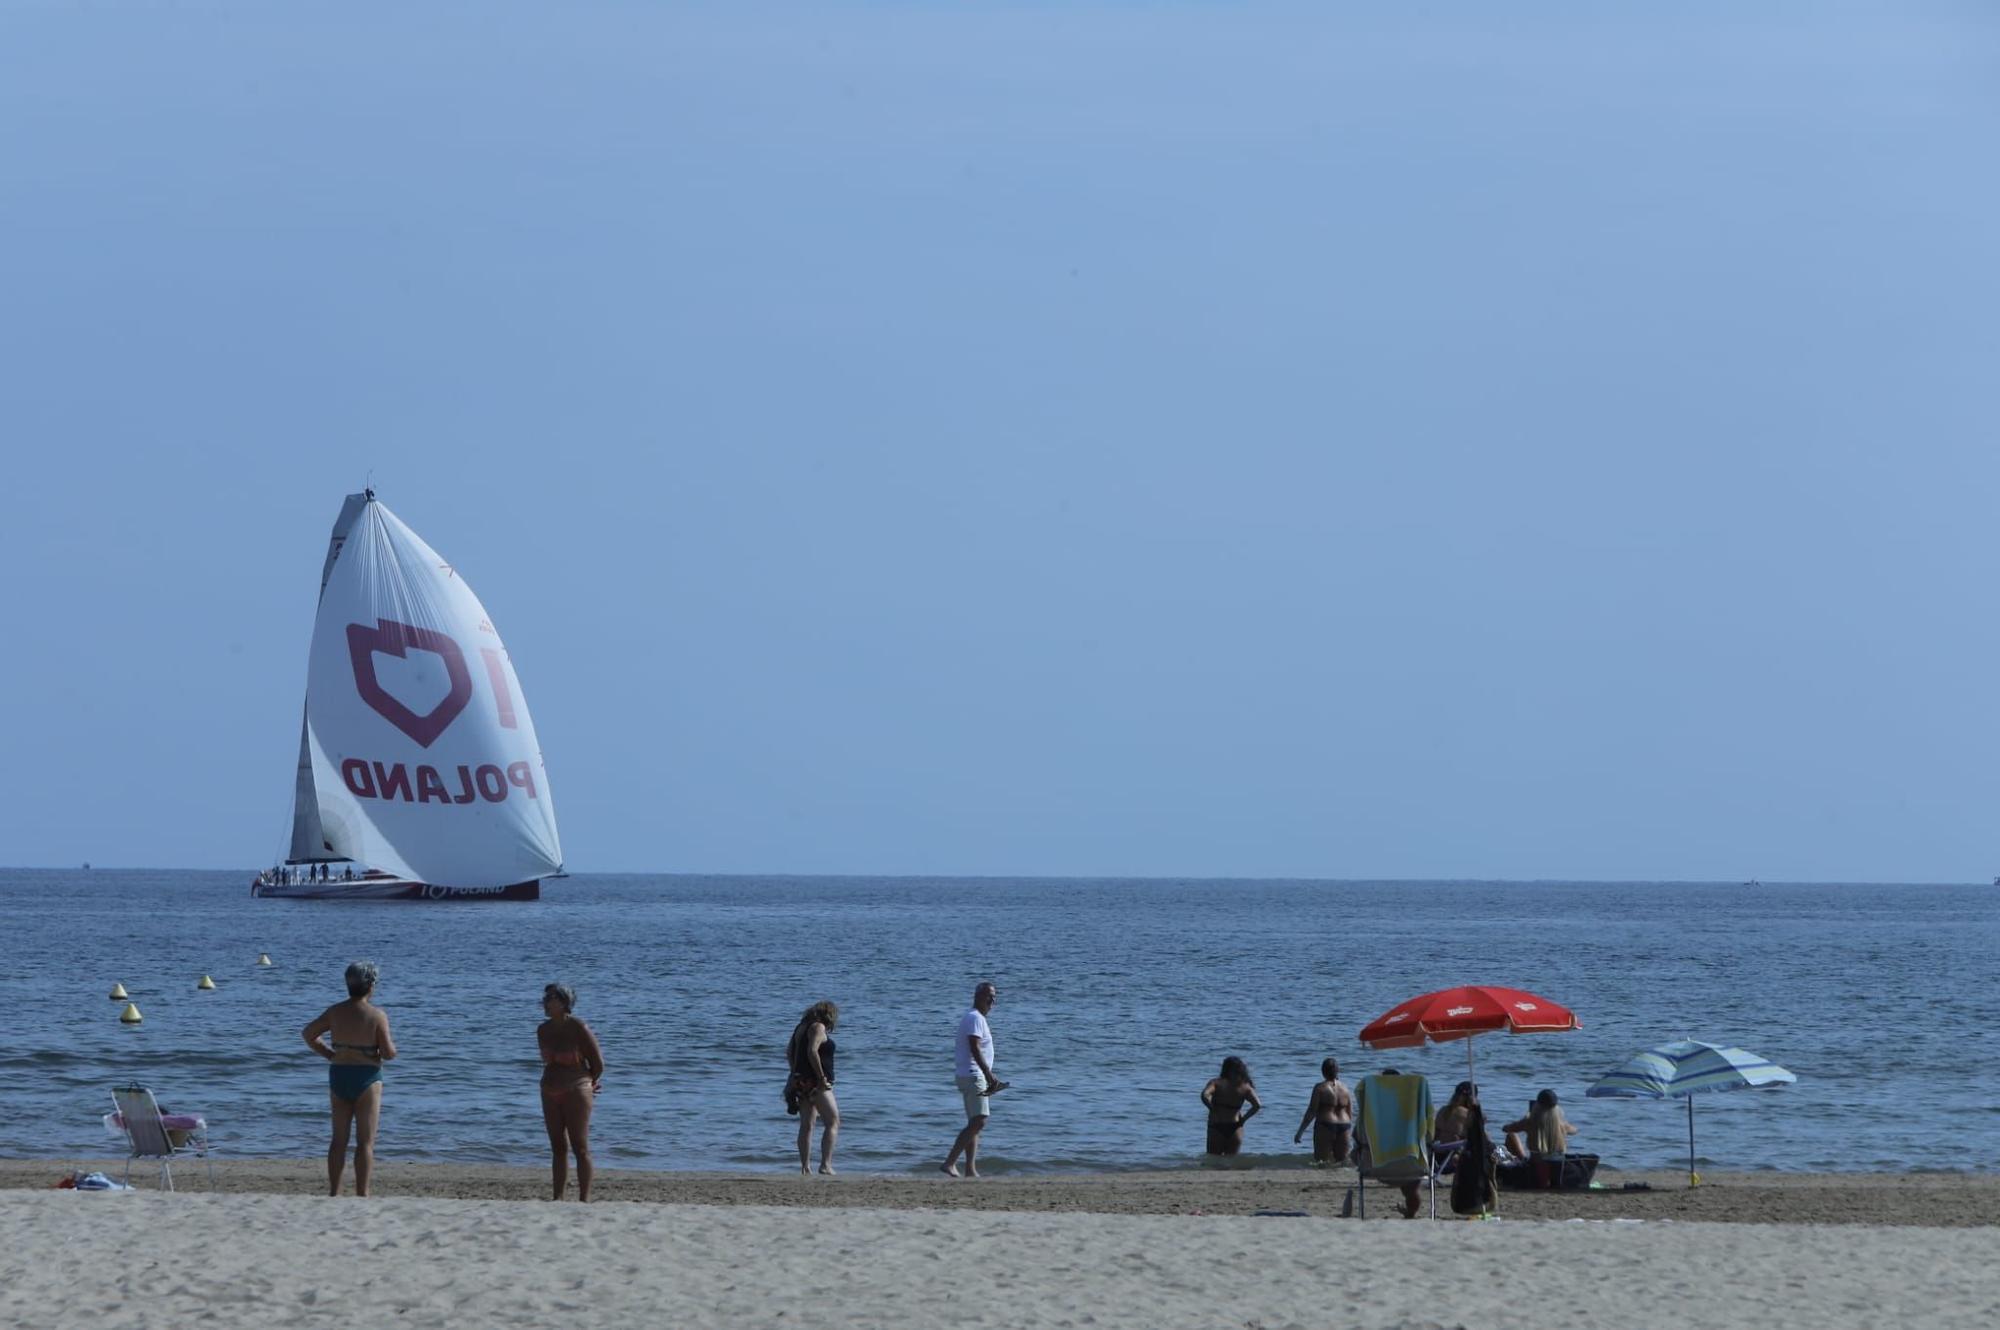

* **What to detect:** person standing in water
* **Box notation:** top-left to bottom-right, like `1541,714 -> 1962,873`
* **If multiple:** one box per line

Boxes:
537,983 -> 604,1201
787,1000 -> 841,1175
1201,1057 -> 1262,1156
1293,1057 -> 1353,1164
942,982 -> 1008,1178
303,961 -> 397,1197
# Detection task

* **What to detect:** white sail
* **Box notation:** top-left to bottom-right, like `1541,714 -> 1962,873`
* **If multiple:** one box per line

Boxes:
303,496 -> 562,886
287,492 -> 371,862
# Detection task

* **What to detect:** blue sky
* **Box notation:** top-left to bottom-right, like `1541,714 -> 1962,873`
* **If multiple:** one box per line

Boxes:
3,2 -> 1996,879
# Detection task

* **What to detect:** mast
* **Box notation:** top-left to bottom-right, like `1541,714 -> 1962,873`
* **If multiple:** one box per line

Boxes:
286,491 -> 374,863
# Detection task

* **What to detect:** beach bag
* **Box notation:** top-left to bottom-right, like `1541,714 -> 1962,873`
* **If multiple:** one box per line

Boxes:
1449,1134 -> 1497,1215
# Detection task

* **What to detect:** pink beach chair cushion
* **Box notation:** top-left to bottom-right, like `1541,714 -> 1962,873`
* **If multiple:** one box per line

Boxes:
105,1112 -> 206,1133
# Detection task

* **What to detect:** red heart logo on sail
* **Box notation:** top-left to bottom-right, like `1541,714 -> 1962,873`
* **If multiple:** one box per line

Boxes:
347,619 -> 472,748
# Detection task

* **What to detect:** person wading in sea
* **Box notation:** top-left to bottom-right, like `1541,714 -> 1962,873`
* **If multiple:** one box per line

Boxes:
1293,1057 -> 1353,1164
1201,1057 -> 1262,1157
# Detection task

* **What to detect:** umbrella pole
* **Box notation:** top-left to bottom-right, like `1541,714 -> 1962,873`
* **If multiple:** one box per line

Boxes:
1466,1037 -> 1475,1081
1687,1096 -> 1696,1188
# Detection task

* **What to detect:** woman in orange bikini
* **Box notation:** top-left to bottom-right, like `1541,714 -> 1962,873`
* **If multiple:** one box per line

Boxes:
537,983 -> 605,1201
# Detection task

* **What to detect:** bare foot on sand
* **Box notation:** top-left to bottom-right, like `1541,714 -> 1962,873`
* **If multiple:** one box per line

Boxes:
818,1166 -> 837,1177
940,1164 -> 960,1178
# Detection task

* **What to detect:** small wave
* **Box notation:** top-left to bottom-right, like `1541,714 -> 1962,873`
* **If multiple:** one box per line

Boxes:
0,1050 -> 85,1068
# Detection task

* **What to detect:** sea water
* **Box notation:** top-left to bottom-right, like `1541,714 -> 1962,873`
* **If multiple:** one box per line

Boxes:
2,870 -> 1992,1175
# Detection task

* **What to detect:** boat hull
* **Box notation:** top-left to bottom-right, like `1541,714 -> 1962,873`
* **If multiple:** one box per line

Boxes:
251,875 -> 540,902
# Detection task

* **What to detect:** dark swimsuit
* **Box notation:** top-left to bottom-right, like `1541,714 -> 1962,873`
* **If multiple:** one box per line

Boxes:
328,1042 -> 382,1103
1206,1117 -> 1244,1156
786,1031 -> 837,1110
1312,1120 -> 1351,1159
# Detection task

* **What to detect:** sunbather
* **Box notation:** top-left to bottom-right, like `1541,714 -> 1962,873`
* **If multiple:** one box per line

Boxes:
1503,1088 -> 1578,1158
1435,1080 -> 1478,1145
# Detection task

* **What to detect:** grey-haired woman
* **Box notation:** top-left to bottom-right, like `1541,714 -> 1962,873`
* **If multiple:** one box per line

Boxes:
302,961 -> 397,1196
537,983 -> 605,1201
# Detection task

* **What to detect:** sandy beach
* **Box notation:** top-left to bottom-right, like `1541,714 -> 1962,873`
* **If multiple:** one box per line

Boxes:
3,1163 -> 1995,1328
2,1185 -> 1996,1330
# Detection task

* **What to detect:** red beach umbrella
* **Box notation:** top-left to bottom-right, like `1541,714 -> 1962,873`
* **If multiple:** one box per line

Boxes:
1358,985 -> 1581,1078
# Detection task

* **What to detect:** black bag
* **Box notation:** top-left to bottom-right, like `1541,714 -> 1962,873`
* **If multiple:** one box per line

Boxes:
1449,1132 -> 1497,1215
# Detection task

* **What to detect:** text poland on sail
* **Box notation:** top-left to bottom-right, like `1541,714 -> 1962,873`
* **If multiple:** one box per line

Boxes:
303,501 -> 562,886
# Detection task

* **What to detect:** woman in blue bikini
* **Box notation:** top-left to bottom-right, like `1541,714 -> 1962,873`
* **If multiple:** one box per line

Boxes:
303,961 -> 397,1196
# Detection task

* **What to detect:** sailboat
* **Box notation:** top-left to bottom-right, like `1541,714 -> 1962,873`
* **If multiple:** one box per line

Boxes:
252,491 -> 563,901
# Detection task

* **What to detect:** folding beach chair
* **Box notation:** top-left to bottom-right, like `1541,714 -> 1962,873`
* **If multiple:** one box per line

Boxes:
1352,1073 -> 1435,1219
109,1085 -> 216,1191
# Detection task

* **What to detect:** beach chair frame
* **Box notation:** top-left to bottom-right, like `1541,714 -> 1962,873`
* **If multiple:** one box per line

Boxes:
111,1084 -> 216,1191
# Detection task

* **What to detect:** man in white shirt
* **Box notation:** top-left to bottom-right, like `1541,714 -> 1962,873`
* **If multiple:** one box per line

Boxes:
941,981 -> 1008,1178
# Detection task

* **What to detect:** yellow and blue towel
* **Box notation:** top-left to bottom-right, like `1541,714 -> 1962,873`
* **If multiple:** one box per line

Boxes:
1358,1073 -> 1433,1173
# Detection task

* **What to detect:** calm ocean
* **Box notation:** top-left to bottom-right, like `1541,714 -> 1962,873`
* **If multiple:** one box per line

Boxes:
3,870 -> 1992,1176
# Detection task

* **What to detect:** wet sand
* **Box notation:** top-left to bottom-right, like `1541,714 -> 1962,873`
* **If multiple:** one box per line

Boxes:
4,1157 -> 1994,1226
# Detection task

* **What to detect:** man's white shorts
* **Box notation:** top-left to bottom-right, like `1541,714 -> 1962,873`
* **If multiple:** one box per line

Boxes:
956,1073 -> 990,1120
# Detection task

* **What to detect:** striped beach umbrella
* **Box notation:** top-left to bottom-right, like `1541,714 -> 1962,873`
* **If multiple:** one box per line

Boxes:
1586,1040 -> 1797,1186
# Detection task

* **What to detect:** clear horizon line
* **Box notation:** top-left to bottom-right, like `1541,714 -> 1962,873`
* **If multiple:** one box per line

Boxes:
5,864 -> 1991,888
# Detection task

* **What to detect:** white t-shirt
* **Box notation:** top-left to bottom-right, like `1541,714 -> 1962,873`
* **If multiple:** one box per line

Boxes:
955,1008 -> 994,1079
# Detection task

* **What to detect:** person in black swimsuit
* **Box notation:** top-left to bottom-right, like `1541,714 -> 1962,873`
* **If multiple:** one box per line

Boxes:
537,983 -> 605,1201
1201,1057 -> 1262,1157
787,1000 -> 840,1175
1293,1058 -> 1354,1164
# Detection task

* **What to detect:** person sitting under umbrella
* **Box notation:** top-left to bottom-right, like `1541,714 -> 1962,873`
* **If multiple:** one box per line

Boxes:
1432,1080 -> 1480,1174
1504,1088 -> 1578,1160
1435,1081 -> 1479,1144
